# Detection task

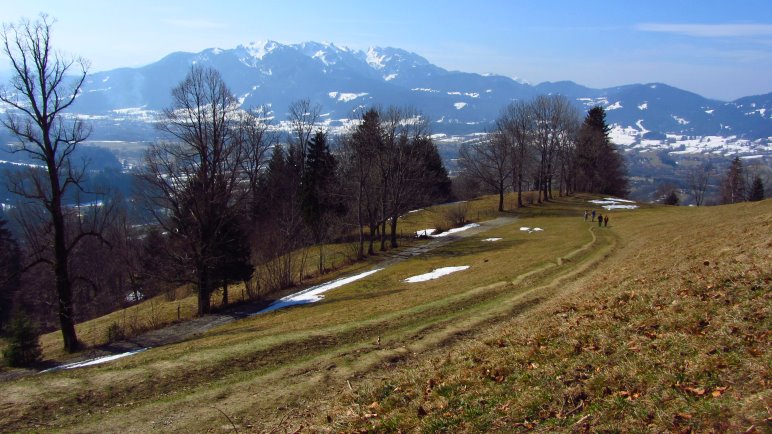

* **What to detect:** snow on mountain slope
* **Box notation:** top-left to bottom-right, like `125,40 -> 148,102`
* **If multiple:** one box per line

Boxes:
63,41 -> 772,156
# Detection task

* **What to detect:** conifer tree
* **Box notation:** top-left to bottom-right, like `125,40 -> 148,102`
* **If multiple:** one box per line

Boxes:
575,106 -> 629,197
720,156 -> 746,204
748,175 -> 765,202
301,130 -> 344,273
0,217 -> 20,333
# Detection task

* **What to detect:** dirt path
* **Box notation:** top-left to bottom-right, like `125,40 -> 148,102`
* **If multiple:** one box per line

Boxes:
34,216 -> 518,373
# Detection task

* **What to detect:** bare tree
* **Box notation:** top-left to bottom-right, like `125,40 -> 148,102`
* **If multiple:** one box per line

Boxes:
687,163 -> 711,206
458,133 -> 513,212
0,15 -> 93,352
141,65 -> 248,315
531,95 -> 579,202
286,98 -> 321,171
498,101 -> 534,208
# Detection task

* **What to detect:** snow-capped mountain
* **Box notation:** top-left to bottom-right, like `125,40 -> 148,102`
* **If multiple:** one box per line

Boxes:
60,41 -> 772,156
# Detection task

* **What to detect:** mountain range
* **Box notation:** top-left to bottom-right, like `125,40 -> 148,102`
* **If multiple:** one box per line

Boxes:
71,41 -> 771,143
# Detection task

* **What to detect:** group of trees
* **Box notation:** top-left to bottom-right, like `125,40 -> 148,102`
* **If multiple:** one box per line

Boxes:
0,16 -> 451,352
458,96 -> 628,210
655,156 -> 767,206
719,156 -> 766,204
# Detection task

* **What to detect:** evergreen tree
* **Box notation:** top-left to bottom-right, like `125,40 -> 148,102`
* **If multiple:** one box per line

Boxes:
748,175 -> 765,201
575,106 -> 629,196
211,209 -> 253,306
0,216 -> 21,333
720,156 -> 746,204
663,190 -> 680,205
3,314 -> 41,367
301,130 -> 344,273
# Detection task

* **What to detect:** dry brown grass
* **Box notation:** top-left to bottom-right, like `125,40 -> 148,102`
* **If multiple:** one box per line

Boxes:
326,199 -> 771,432
1,196 -> 768,433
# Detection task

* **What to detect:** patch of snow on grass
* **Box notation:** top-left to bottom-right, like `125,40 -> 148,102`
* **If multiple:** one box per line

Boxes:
416,228 -> 437,237
589,198 -> 639,210
520,227 -> 544,233
432,223 -> 479,237
255,268 -> 383,315
404,266 -> 470,283
43,348 -> 150,372
482,238 -> 502,242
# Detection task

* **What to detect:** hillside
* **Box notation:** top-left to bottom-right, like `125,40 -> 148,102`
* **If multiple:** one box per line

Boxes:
0,196 -> 769,432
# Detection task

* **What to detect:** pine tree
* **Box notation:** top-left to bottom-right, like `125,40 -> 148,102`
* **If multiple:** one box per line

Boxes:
720,157 -> 745,204
3,314 -> 41,367
748,175 -> 765,201
301,130 -> 344,273
575,106 -> 629,196
0,217 -> 21,333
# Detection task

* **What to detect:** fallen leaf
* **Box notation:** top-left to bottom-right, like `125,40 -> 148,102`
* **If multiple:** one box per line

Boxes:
711,386 -> 728,397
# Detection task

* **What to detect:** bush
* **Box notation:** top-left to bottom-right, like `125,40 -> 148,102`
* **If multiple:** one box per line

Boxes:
2,315 -> 42,367
105,321 -> 125,343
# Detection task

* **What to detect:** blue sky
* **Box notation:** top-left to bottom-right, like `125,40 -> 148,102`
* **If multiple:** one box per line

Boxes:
3,0 -> 771,100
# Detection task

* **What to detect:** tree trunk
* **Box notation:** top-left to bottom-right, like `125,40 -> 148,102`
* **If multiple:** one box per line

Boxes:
318,243 -> 324,274
197,267 -> 211,316
368,223 -> 376,255
51,176 -> 79,352
498,180 -> 505,212
379,220 -> 386,251
222,279 -> 228,306
390,215 -> 399,248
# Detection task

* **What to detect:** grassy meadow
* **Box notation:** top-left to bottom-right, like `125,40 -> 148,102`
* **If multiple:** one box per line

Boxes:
0,194 -> 769,433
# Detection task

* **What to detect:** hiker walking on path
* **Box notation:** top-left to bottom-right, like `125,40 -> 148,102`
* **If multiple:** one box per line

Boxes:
604,215 -> 609,227
584,210 -> 589,221
598,213 -> 603,227
591,210 -> 596,221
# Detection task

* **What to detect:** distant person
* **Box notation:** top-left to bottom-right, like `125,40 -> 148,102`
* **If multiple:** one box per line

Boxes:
591,210 -> 596,221
604,215 -> 609,227
597,213 -> 603,227
584,210 -> 588,221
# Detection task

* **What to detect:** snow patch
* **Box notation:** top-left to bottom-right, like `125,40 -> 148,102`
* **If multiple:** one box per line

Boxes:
606,101 -> 622,110
589,198 -> 639,210
404,266 -> 470,283
42,348 -> 150,372
454,102 -> 467,110
482,238 -> 502,242
412,87 -> 439,93
329,92 -> 368,102
383,73 -> 398,81
255,268 -> 383,315
638,102 -> 648,110
672,115 -> 689,125
520,227 -> 544,233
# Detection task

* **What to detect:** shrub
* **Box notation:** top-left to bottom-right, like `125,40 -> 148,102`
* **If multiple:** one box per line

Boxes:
105,321 -> 125,343
2,315 -> 42,367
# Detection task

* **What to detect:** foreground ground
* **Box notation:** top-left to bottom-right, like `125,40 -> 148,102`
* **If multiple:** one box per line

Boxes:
0,195 -> 769,432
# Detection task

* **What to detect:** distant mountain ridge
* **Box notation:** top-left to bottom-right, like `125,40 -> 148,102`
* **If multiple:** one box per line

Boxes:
65,40 -> 772,143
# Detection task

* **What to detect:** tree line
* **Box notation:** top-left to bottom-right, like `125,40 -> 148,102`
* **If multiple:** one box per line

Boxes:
0,16 -> 452,352
457,98 -> 629,210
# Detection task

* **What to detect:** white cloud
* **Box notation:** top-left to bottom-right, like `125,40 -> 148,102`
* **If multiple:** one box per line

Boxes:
636,23 -> 772,38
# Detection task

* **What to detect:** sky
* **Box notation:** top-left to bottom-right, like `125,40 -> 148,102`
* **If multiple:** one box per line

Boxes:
2,0 -> 771,101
